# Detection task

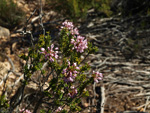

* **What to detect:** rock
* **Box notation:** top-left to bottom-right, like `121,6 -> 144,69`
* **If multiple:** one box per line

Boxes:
0,26 -> 10,39
4,47 -> 11,55
0,62 -> 11,76
13,0 -> 29,13
16,2 -> 29,13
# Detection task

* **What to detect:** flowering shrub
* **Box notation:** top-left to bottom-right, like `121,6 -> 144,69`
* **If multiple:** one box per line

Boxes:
1,20 -> 102,113
38,20 -> 102,112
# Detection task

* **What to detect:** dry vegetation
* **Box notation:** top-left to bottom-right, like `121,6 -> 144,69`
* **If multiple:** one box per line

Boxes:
0,0 -> 150,113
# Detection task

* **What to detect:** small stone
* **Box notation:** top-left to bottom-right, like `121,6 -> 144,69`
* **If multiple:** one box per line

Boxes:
83,103 -> 89,107
0,26 -> 10,39
0,62 -> 11,76
16,2 -> 29,13
4,47 -> 11,55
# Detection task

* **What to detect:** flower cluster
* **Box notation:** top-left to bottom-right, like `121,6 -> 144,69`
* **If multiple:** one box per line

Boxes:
55,107 -> 62,113
61,20 -> 74,30
71,35 -> 88,53
62,61 -> 80,82
68,86 -> 78,98
92,71 -> 103,83
20,109 -> 32,113
40,44 -> 58,62
61,20 -> 88,53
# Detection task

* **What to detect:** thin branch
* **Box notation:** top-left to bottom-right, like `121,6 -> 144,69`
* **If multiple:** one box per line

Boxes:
144,96 -> 150,112
100,86 -> 105,113
39,0 -> 45,37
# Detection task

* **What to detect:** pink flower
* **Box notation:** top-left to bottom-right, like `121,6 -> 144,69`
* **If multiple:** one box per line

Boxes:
72,35 -> 88,53
55,107 -> 62,113
71,39 -> 75,44
40,48 -> 47,54
71,27 -> 79,35
61,20 -> 88,53
61,20 -> 79,35
20,109 -> 32,113
61,20 -> 74,30
92,71 -> 103,83
68,86 -> 78,98
63,61 -> 80,82
40,44 -> 59,62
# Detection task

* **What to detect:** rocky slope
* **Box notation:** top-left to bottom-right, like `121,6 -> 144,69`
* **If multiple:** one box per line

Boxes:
0,0 -> 150,113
